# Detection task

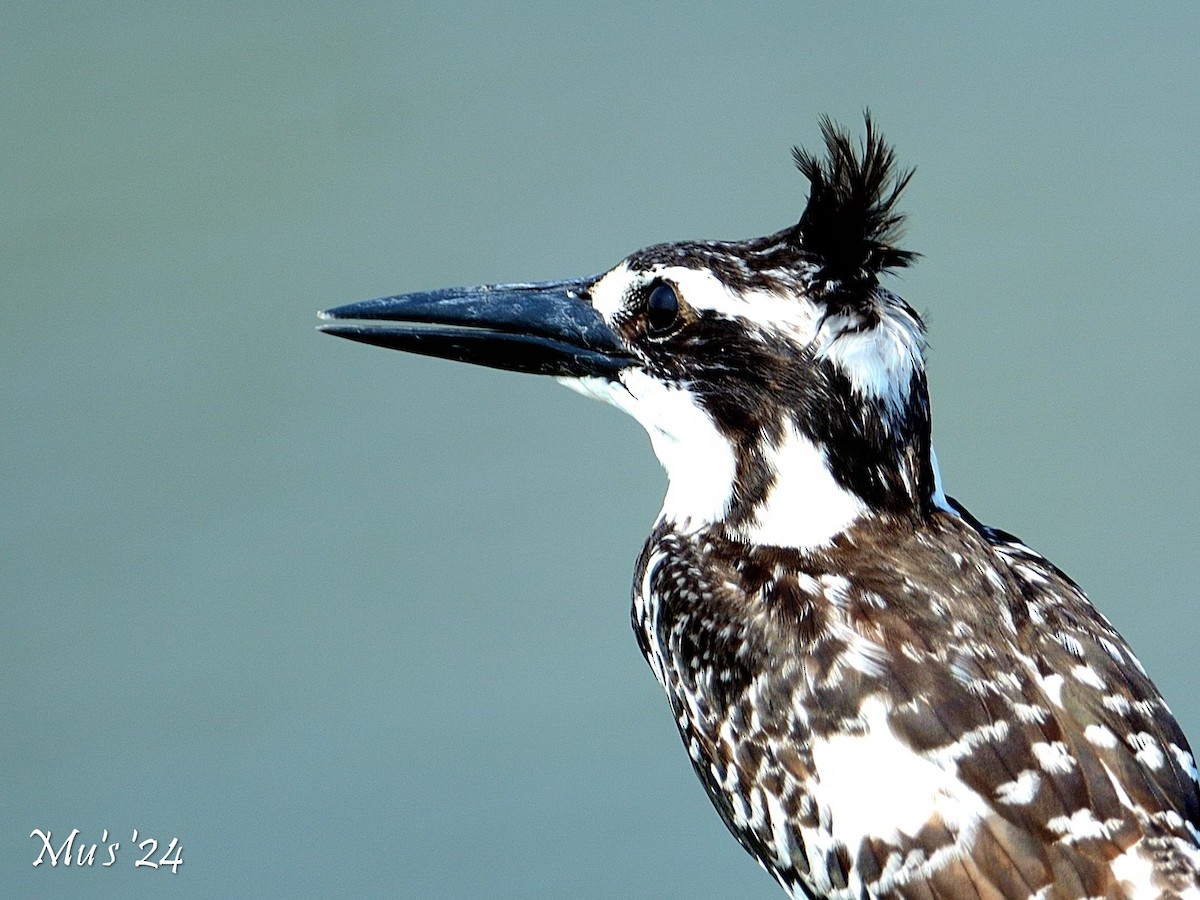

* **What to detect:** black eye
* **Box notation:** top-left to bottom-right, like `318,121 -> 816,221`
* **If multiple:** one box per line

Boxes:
645,283 -> 680,335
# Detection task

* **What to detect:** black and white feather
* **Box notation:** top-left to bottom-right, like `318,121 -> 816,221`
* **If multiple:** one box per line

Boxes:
791,113 -> 917,294
320,117 -> 1200,899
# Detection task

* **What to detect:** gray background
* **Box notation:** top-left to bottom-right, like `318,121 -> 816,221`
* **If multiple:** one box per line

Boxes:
4,2 -> 1198,898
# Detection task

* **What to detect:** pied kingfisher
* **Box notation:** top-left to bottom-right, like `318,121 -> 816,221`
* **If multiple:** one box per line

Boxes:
320,117 -> 1200,899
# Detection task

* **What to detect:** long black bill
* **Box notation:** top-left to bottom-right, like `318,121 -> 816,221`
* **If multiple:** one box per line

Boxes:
318,277 -> 633,378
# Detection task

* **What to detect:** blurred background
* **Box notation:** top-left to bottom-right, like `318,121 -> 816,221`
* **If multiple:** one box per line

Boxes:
3,2 -> 1198,897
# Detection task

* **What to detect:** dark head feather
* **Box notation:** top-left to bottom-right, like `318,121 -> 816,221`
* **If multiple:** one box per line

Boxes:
791,114 -> 916,293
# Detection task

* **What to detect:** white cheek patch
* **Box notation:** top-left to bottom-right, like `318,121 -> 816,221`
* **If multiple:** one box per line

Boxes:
559,371 -> 737,528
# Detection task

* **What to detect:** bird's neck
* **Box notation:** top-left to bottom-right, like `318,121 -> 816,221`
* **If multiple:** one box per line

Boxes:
655,417 -> 936,552
564,369 -> 940,551
727,422 -> 869,550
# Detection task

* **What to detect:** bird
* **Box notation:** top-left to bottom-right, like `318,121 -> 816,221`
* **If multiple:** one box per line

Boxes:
319,116 -> 1200,899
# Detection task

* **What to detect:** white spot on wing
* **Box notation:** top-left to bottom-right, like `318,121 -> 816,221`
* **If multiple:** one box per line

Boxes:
995,769 -> 1041,805
808,697 -> 987,850
1039,673 -> 1066,708
764,789 -> 795,868
1084,723 -> 1118,749
1102,693 -> 1132,716
1046,808 -> 1120,844
1031,741 -> 1076,774
1012,702 -> 1050,725
926,720 -> 1010,767
1071,664 -> 1106,690
1110,843 -> 1157,894
1127,732 -> 1166,770
1169,742 -> 1200,783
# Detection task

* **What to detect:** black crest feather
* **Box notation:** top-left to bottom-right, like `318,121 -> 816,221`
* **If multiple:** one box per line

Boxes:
791,114 -> 916,290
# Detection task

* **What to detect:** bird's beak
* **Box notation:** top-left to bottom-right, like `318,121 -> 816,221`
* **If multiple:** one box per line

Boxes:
318,277 -> 634,378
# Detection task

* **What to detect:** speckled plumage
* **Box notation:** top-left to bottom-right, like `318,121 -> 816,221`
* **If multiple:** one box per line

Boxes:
634,509 -> 1200,898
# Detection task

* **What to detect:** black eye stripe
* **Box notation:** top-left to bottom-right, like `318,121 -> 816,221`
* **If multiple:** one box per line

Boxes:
646,282 -> 680,335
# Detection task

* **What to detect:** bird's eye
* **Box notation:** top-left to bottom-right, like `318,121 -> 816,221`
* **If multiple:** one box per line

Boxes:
645,283 -> 680,336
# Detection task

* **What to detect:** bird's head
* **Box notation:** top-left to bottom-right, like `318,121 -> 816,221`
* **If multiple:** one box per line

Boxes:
321,116 -> 948,549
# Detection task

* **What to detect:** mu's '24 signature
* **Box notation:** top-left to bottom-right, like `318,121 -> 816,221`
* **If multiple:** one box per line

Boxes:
30,828 -> 183,872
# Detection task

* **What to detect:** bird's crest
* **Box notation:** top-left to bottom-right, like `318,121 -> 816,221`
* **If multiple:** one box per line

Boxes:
790,114 -> 916,300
